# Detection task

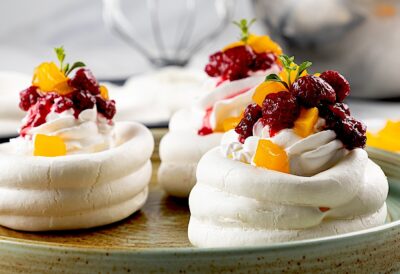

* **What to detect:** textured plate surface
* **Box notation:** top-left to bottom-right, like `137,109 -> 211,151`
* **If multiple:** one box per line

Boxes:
0,135 -> 399,273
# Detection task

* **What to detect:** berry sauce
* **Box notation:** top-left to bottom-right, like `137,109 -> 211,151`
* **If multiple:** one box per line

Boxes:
198,87 -> 251,136
19,68 -> 116,137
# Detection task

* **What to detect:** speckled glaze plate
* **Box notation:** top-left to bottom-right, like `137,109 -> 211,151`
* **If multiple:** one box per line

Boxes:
0,133 -> 399,273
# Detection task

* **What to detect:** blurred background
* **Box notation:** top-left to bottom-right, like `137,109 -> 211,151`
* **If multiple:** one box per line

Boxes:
0,0 -> 398,135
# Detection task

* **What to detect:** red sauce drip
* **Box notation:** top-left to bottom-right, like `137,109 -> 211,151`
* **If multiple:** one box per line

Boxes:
197,87 -> 251,136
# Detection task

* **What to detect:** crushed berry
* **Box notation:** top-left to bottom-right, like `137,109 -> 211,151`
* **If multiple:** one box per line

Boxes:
96,96 -> 116,120
320,70 -> 350,102
262,91 -> 300,136
70,68 -> 100,95
19,86 -> 40,111
20,98 -> 53,136
235,103 -> 262,142
71,90 -> 96,116
205,45 -> 276,81
291,75 -> 336,108
318,103 -> 366,149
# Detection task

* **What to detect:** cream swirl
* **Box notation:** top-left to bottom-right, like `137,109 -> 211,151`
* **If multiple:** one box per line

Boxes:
222,118 -> 347,176
159,66 -> 280,197
15,108 -> 115,155
188,147 -> 388,247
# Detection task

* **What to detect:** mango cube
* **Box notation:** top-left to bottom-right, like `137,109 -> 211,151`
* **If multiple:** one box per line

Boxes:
279,68 -> 308,86
222,116 -> 242,132
253,139 -> 289,173
367,120 -> 400,152
252,81 -> 287,106
293,107 -> 319,138
248,34 -> 283,55
99,85 -> 109,100
34,134 -> 67,157
32,62 -> 73,95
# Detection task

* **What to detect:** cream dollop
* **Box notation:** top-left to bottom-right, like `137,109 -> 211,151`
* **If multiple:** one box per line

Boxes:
14,108 -> 116,155
221,118 -> 347,176
159,66 -> 280,197
0,121 -> 154,231
188,147 -> 388,247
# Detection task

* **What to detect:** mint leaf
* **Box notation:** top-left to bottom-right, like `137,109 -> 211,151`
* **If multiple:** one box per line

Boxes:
297,61 -> 312,77
265,74 -> 289,90
66,61 -> 85,76
233,18 -> 256,43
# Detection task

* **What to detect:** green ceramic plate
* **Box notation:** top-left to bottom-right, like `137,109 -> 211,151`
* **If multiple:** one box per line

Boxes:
0,145 -> 398,273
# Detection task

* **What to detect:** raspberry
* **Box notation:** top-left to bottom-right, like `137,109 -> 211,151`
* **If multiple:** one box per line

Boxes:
53,96 -> 73,113
291,75 -> 336,108
320,70 -> 350,102
204,46 -> 276,81
19,86 -> 40,111
235,103 -> 262,142
96,96 -> 116,120
70,68 -> 100,95
251,52 -> 276,72
71,90 -> 96,116
318,103 -> 366,149
262,91 -> 300,136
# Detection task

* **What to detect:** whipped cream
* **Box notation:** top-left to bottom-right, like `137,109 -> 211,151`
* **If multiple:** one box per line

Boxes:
189,147 -> 388,247
13,107 -> 116,155
159,66 -> 280,197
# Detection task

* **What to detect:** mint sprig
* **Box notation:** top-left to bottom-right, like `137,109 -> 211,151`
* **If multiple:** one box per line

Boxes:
233,18 -> 256,43
265,54 -> 312,87
54,46 -> 86,76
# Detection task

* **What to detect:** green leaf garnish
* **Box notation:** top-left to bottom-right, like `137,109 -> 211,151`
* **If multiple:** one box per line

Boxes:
53,46 -> 85,76
233,18 -> 256,43
265,54 -> 313,87
66,61 -> 85,76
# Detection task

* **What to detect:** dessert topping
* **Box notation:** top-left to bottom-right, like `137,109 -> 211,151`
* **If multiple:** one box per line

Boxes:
235,55 -> 366,150
33,134 -> 66,157
205,19 -> 280,81
253,139 -> 289,173
19,47 -> 116,137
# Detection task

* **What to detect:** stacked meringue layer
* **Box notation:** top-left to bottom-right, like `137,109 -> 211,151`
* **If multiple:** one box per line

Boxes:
0,122 -> 154,231
159,69 -> 280,198
188,146 -> 388,247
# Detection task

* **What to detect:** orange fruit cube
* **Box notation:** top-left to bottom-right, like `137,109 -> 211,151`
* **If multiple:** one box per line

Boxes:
32,62 -> 72,94
252,81 -> 287,106
253,139 -> 289,173
279,68 -> 308,86
293,107 -> 319,138
99,85 -> 109,100
367,120 -> 400,152
248,34 -> 283,56
34,134 -> 67,157
222,116 -> 242,132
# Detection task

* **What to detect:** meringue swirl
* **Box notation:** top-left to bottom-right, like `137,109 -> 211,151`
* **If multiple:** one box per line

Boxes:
188,147 -> 388,247
0,122 -> 154,231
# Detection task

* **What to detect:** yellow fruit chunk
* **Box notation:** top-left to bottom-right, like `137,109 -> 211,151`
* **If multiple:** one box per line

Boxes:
99,85 -> 109,100
252,81 -> 287,106
222,116 -> 242,132
32,62 -> 73,94
34,134 -> 67,157
293,107 -> 319,138
253,139 -> 289,173
222,41 -> 245,52
367,121 -> 400,152
248,34 -> 283,55
314,73 -> 321,77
